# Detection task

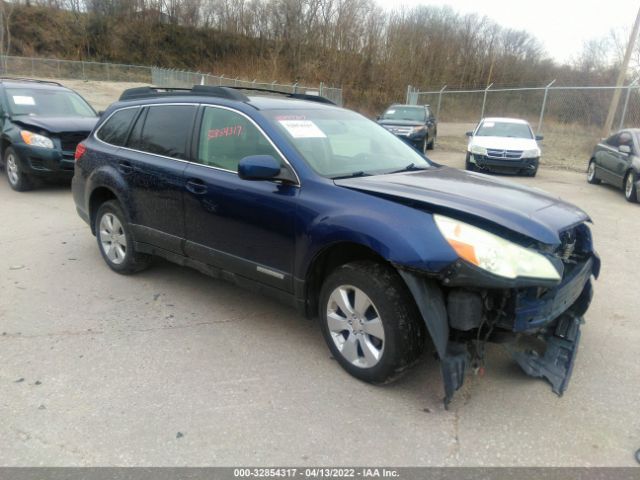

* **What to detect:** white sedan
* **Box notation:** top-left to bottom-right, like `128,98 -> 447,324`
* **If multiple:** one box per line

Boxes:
465,117 -> 543,177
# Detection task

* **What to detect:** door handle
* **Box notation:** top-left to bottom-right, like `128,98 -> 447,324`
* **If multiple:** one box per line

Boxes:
186,178 -> 208,195
118,161 -> 134,174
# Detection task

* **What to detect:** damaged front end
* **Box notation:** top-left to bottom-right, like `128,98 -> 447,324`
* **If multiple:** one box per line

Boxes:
400,223 -> 600,408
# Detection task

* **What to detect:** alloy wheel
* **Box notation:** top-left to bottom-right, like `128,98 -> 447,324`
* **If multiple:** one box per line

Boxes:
625,173 -> 634,199
326,285 -> 385,368
587,162 -> 596,182
6,154 -> 19,185
99,213 -> 127,265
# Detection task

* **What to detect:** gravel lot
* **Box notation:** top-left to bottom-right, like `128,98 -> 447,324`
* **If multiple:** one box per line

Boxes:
0,85 -> 638,465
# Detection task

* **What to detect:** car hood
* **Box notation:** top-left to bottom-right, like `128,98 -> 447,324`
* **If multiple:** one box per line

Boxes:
334,167 -> 589,246
469,136 -> 539,151
378,119 -> 424,127
12,116 -> 98,134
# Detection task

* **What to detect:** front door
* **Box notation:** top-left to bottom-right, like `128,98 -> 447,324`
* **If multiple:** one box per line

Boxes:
183,106 -> 299,292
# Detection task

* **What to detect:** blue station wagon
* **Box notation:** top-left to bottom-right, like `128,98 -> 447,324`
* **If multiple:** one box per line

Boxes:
72,86 -> 600,406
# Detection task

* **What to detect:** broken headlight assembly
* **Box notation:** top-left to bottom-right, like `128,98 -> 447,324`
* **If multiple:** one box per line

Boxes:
434,214 -> 561,281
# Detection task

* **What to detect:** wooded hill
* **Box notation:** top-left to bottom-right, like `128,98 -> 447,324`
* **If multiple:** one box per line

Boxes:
0,0 -> 620,111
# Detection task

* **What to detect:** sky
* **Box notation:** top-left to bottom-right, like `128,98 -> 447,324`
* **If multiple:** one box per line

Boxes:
377,0 -> 639,64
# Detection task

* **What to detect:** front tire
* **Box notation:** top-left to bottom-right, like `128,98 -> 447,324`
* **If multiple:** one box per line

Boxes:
465,152 -> 476,171
95,200 -> 151,274
624,170 -> 638,203
427,132 -> 435,150
319,261 -> 425,384
4,147 -> 33,192
587,160 -> 601,185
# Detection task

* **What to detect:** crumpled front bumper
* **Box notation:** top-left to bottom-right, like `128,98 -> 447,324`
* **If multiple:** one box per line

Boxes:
399,250 -> 599,408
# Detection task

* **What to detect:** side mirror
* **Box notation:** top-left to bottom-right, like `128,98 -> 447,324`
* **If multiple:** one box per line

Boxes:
535,135 -> 544,141
238,155 -> 283,181
376,115 -> 381,121
619,144 -> 631,154
97,110 -> 105,117
465,131 -> 473,137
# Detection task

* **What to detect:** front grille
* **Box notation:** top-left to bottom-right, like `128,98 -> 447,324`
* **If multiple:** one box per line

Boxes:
486,149 -> 523,160
383,126 -> 413,135
59,132 -> 88,153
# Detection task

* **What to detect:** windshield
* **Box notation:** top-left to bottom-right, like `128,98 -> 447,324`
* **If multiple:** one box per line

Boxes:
475,120 -> 533,139
265,108 -> 431,178
5,88 -> 96,117
381,106 -> 425,122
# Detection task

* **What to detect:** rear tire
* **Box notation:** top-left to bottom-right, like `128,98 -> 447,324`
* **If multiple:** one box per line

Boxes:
4,147 -> 33,192
95,200 -> 151,274
587,160 -> 601,185
624,170 -> 638,203
319,260 -> 425,384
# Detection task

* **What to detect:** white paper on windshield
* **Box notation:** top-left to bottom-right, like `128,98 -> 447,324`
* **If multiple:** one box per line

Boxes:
483,121 -> 495,127
386,109 -> 396,114
13,96 -> 35,105
279,119 -> 326,138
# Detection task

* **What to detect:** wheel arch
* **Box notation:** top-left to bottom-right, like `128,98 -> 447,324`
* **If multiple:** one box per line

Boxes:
302,242 -> 389,318
88,186 -> 120,235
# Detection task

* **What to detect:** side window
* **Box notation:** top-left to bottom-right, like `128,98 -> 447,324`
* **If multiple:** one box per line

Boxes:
605,134 -> 620,148
197,107 -> 280,172
96,108 -> 138,146
127,105 -> 196,159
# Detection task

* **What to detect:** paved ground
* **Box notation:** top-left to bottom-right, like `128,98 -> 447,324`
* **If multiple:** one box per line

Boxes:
1,146 -> 639,466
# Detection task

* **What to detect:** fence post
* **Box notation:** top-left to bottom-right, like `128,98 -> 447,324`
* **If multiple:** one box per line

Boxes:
31,57 -> 35,76
619,79 -> 638,130
81,60 -> 85,80
106,63 -> 110,81
537,79 -> 556,134
293,82 -> 298,94
319,81 -> 324,96
480,83 -> 493,119
437,85 -> 447,118
406,85 -> 412,104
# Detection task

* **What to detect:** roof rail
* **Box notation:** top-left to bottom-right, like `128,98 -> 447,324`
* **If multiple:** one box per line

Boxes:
0,77 -> 63,87
118,84 -> 336,105
225,86 -> 336,105
119,86 -> 249,102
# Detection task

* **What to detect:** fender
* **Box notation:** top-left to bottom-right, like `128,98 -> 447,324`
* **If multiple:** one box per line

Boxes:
84,164 -> 134,231
295,188 -> 458,282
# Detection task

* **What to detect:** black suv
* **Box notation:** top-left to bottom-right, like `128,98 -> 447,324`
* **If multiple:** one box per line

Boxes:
377,104 -> 437,153
0,78 -> 98,191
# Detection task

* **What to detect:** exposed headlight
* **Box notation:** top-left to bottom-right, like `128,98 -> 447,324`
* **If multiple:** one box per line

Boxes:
434,214 -> 561,281
522,147 -> 541,158
469,144 -> 487,155
20,131 -> 54,149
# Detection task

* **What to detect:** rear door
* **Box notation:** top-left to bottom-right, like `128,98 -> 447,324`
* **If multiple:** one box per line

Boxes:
597,133 -> 624,184
121,104 -> 197,253
182,105 -> 299,292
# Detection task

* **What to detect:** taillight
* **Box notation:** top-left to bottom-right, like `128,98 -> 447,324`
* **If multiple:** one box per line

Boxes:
74,142 -> 87,161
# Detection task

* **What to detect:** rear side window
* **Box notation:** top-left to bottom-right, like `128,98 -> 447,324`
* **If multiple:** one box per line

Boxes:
196,107 -> 280,172
127,105 -> 196,159
96,108 -> 138,146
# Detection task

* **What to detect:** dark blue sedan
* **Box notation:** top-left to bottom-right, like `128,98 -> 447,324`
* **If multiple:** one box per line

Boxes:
72,86 -> 599,406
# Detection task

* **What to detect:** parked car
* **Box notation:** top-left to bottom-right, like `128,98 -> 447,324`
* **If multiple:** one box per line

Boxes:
587,129 -> 639,203
0,78 -> 98,191
465,117 -> 543,177
73,86 -> 599,406
377,104 -> 437,153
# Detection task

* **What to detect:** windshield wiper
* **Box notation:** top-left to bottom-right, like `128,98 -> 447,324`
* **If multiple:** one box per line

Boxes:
332,171 -> 371,180
386,163 -> 428,174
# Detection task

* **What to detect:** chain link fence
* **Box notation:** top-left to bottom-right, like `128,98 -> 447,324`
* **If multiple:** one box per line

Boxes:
0,55 -> 343,105
406,83 -> 640,170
